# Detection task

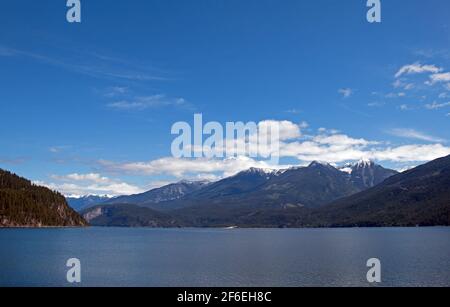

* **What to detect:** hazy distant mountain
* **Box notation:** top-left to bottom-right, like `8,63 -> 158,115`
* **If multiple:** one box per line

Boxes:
66,195 -> 111,212
0,169 -> 87,227
104,180 -> 210,208
312,155 -> 450,227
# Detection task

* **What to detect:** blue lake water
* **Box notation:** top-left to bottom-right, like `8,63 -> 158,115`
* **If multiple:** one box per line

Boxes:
0,227 -> 449,287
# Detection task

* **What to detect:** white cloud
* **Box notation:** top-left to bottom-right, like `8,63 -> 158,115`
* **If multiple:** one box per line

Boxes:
258,120 -> 302,141
99,156 -> 291,179
338,88 -> 353,98
370,144 -> 450,163
429,72 -> 450,84
51,173 -> 112,184
312,134 -> 374,147
395,63 -> 442,78
387,128 -> 445,143
97,123 -> 450,178
425,101 -> 450,110
38,173 -> 144,197
386,92 -> 406,98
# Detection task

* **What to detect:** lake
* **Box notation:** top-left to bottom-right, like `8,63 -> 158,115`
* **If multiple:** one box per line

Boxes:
0,227 -> 449,287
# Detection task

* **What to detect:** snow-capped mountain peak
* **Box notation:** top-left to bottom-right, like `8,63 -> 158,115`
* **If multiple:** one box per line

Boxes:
354,158 -> 375,168
338,159 -> 376,174
243,167 -> 284,176
339,167 -> 353,174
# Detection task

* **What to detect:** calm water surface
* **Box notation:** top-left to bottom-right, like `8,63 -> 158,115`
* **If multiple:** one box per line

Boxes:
0,227 -> 449,287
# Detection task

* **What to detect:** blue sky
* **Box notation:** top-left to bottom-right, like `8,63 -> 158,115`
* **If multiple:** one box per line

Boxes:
1,0 -> 450,196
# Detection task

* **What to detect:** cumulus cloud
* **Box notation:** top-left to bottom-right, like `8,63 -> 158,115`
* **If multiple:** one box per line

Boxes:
395,63 -> 442,78
99,141 -> 450,177
370,144 -> 450,162
259,120 -> 302,141
177,119 -> 307,162
97,122 -> 450,179
37,173 -> 144,197
99,156 -> 291,179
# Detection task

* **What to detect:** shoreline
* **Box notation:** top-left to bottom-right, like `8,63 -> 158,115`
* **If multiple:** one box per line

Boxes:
1,225 -> 449,230
0,225 -> 89,229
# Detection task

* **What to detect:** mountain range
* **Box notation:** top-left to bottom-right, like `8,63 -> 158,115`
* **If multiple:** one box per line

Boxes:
2,156 -> 449,228
81,157 -> 450,228
100,160 -> 397,210
106,180 -> 209,207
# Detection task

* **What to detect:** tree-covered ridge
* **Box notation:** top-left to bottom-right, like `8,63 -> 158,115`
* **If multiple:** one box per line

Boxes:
0,169 -> 87,227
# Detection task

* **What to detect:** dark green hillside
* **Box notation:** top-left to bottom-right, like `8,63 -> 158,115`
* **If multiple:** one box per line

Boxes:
0,169 -> 87,227
311,155 -> 450,227
81,204 -> 180,227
